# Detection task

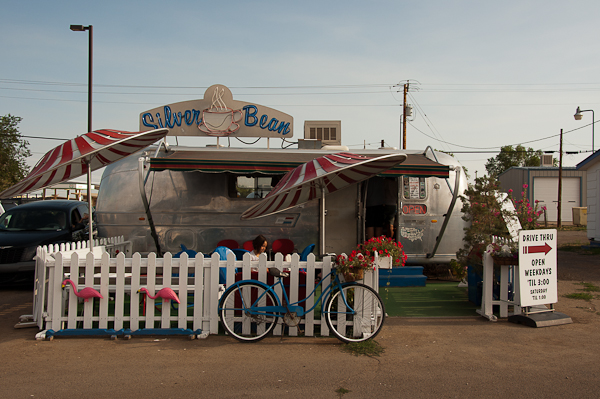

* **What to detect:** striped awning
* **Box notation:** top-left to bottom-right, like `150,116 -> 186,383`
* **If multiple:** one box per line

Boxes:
149,157 -> 299,174
0,128 -> 169,199
241,152 -> 406,220
149,153 -> 449,178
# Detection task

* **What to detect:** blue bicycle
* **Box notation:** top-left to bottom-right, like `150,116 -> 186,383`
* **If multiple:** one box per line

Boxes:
218,267 -> 385,343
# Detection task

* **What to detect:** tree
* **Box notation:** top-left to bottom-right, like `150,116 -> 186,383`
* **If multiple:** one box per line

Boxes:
0,114 -> 31,193
484,145 -> 544,177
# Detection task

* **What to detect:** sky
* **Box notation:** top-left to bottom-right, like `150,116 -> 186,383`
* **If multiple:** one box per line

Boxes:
2,0 -> 600,185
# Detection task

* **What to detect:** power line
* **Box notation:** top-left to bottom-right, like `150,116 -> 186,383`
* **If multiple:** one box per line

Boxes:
409,120 -> 596,150
0,79 -> 393,89
22,135 -> 69,141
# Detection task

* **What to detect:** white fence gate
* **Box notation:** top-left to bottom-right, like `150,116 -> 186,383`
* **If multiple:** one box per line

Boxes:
29,244 -> 379,340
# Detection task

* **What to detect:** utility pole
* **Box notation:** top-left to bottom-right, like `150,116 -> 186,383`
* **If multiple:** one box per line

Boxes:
557,129 -> 563,229
402,83 -> 409,150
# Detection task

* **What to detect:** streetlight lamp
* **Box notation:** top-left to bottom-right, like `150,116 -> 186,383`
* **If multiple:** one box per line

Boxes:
574,106 -> 595,152
70,24 -> 94,251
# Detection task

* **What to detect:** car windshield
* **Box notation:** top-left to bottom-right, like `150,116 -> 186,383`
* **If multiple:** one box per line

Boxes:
0,208 -> 68,231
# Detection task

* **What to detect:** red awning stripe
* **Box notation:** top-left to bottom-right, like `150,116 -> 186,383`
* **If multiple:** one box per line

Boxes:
303,160 -> 318,181
74,135 -> 96,157
86,131 -> 117,146
315,156 -> 338,173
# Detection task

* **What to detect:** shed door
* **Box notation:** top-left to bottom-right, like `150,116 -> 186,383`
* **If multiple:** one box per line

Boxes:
534,177 -> 580,222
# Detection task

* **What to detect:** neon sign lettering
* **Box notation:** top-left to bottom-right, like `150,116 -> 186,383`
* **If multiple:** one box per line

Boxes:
402,204 -> 427,215
242,105 -> 291,135
142,105 -> 291,136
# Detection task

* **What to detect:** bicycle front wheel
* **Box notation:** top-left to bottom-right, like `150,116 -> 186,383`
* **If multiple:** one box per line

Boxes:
324,283 -> 385,343
219,282 -> 279,342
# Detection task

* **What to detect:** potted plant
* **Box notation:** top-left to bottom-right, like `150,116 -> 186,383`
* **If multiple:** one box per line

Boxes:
335,236 -> 407,281
486,241 -> 518,265
357,236 -> 407,269
456,176 -> 513,266
456,178 -> 546,303
335,251 -> 371,281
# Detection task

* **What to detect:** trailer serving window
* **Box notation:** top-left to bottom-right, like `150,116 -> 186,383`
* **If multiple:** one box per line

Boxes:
402,176 -> 427,200
229,174 -> 281,199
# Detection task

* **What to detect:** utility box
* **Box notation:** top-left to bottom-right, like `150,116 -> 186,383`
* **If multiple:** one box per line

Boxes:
297,139 -> 322,149
572,207 -> 587,226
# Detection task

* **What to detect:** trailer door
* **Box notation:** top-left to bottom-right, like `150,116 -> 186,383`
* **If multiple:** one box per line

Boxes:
323,184 -> 360,255
397,176 -> 430,256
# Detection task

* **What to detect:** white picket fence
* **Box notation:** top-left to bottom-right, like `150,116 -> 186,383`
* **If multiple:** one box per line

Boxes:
30,245 -> 379,340
39,236 -> 133,257
22,237 -> 132,332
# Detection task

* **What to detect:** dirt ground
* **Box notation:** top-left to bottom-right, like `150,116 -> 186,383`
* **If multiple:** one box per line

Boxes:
0,230 -> 598,398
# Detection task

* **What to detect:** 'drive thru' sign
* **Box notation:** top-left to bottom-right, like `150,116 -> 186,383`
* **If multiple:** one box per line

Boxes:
518,229 -> 558,307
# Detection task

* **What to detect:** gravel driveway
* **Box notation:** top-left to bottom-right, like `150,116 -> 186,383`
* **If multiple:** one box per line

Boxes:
0,229 -> 598,398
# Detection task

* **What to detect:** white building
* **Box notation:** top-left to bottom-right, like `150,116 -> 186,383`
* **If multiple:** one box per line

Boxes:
576,151 -> 600,241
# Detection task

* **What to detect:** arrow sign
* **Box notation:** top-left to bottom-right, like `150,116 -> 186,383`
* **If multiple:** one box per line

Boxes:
523,242 -> 552,255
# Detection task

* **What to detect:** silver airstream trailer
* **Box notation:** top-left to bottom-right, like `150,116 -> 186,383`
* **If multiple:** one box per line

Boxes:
95,84 -> 468,264
95,145 -> 468,265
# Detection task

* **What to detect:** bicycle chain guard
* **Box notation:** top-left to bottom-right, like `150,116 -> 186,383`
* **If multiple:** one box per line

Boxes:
283,312 -> 301,327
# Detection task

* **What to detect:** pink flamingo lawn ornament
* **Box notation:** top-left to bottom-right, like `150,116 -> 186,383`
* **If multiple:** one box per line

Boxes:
61,279 -> 103,302
138,287 -> 180,304
138,287 -> 181,316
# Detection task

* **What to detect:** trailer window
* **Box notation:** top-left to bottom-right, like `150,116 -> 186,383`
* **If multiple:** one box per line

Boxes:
402,177 -> 427,200
231,175 -> 280,199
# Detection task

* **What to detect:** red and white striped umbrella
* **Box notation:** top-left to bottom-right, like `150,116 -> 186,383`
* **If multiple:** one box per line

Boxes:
241,152 -> 406,220
0,128 -> 169,199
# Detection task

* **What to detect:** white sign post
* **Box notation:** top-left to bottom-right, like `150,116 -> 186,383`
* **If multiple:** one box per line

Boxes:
518,229 -> 557,307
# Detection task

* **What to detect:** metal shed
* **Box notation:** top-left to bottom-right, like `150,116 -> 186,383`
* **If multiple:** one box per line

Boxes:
498,167 -> 587,223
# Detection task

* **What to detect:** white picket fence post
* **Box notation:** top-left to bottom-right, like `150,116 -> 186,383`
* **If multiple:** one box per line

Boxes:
477,235 -> 518,321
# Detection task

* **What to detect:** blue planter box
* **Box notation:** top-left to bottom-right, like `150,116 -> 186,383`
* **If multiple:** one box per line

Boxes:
467,265 -> 513,307
467,265 -> 482,306
379,266 -> 427,287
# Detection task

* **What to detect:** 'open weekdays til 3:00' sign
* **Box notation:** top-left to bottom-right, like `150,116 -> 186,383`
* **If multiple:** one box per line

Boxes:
518,229 -> 558,307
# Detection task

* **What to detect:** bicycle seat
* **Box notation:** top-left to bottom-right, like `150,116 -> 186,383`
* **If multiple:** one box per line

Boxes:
268,268 -> 289,278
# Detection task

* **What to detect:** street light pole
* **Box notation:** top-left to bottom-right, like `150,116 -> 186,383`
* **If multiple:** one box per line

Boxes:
70,24 -> 94,251
574,106 -> 595,152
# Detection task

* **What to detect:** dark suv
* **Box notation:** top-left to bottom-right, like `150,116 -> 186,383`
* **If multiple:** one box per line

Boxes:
0,200 -> 92,283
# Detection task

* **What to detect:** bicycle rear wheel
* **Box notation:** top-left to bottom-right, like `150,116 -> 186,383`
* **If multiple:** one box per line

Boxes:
219,282 -> 279,342
324,283 -> 385,343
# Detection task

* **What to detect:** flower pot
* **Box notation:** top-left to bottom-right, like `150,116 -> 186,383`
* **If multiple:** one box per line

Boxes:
491,255 -> 517,266
375,256 -> 393,269
343,268 -> 364,282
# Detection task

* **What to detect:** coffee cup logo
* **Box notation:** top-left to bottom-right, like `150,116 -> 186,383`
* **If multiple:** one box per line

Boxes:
198,87 -> 243,136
